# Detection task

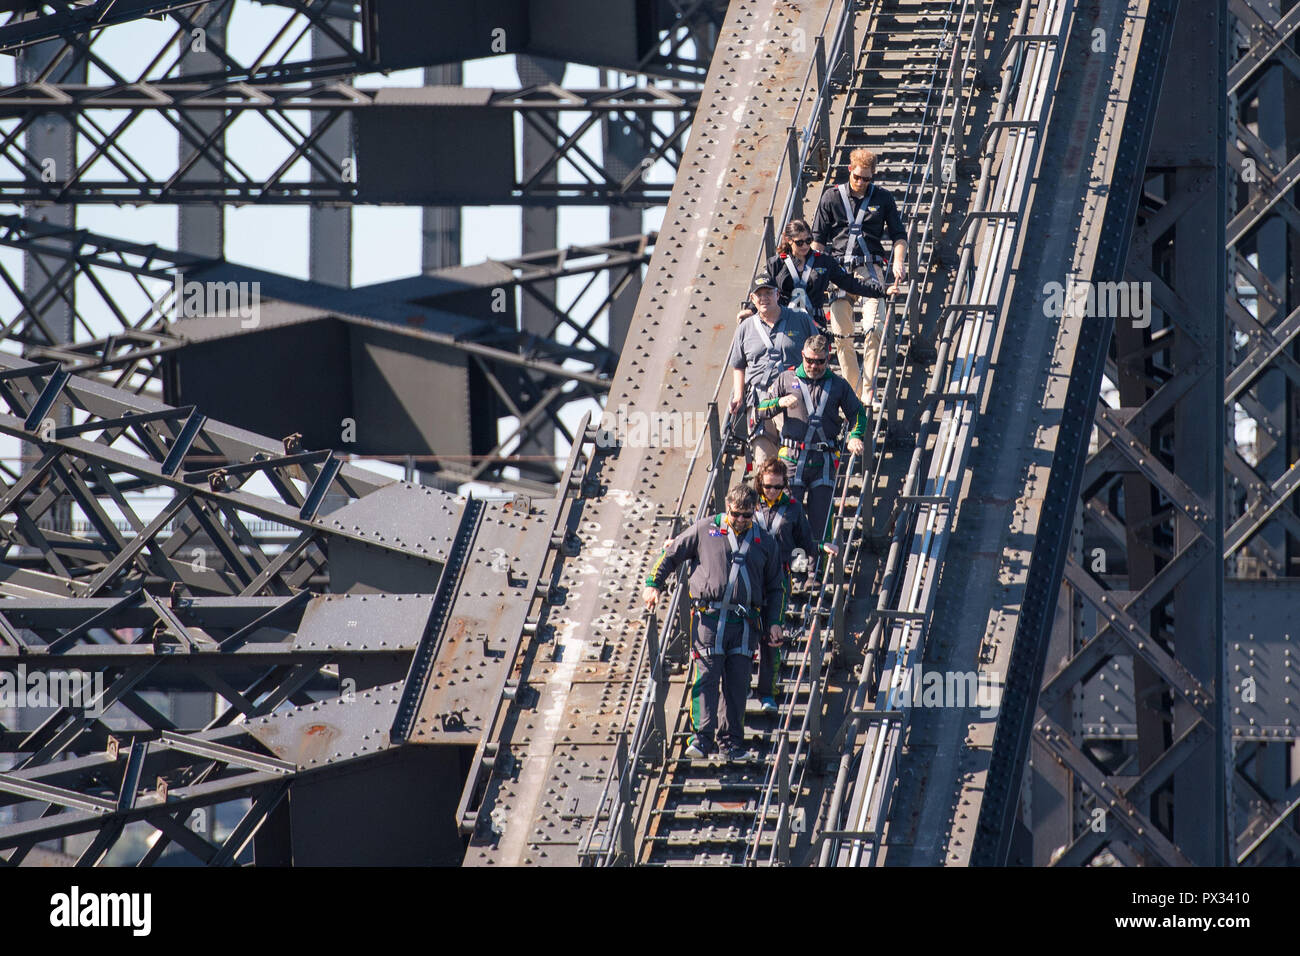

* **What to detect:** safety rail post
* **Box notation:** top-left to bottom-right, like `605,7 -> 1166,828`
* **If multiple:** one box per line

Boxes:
814,35 -> 832,147
774,730 -> 791,865
808,617 -> 825,753
831,540 -> 847,659
706,399 -> 722,477
646,610 -> 668,765
971,5 -> 990,88
881,299 -> 900,440
928,126 -> 944,196
763,214 -> 776,261
785,125 -> 802,220
614,731 -> 635,864
836,0 -> 855,89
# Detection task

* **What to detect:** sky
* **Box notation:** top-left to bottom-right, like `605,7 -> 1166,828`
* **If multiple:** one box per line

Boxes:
0,3 -> 682,514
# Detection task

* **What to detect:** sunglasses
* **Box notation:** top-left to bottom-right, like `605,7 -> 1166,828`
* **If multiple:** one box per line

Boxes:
803,356 -> 827,365
850,172 -> 871,181
761,482 -> 786,491
792,237 -> 812,246
728,510 -> 755,520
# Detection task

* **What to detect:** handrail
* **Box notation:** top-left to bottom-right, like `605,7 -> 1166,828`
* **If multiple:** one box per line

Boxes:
578,0 -> 863,865
819,0 -> 1071,867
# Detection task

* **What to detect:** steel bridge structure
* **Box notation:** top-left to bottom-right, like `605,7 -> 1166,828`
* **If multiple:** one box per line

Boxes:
0,0 -> 1295,868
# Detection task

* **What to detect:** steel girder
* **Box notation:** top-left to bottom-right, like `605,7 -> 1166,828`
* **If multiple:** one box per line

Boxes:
0,0 -> 726,81
1030,37 -> 1230,864
0,352 -> 457,599
0,353 -> 572,864
0,216 -> 649,488
1028,0 -> 1299,868
0,1 -> 375,85
0,83 -> 698,205
962,0 -> 1185,866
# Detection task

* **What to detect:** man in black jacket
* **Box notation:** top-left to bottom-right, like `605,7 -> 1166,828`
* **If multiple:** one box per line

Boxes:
756,335 -> 867,544
812,147 -> 908,403
643,484 -> 786,760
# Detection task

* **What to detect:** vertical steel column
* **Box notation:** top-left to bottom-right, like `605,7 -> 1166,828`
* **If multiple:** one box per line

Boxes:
1224,0 -> 1300,862
514,55 -> 567,478
177,8 -> 227,257
601,69 -> 644,356
1161,2 -> 1227,865
308,15 -> 353,285
419,63 -> 465,494
19,39 -> 82,536
422,65 -> 464,272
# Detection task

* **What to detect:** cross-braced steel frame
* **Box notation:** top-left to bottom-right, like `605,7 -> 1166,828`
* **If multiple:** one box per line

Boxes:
0,216 -> 652,487
1026,0 -> 1297,868
0,82 -> 698,205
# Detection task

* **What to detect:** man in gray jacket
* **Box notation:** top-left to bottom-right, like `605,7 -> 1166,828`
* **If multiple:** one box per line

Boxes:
643,483 -> 787,760
728,275 -> 819,465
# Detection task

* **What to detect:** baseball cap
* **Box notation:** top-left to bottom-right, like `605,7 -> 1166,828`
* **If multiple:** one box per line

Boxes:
750,274 -> 777,294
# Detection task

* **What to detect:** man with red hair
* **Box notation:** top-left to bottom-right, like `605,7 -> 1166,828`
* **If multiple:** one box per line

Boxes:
811,147 -> 908,405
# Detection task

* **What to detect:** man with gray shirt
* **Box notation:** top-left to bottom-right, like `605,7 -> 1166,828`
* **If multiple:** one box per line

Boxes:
727,274 -> 819,465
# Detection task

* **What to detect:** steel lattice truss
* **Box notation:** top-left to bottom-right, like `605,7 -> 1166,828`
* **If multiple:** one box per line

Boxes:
0,348 -> 523,866
0,0 -> 725,80
1221,0 -> 1300,863
1028,0 -> 1299,868
0,353 -> 447,598
0,82 -> 698,205
0,357 -> 563,865
1,1 -> 371,83
0,215 -> 650,487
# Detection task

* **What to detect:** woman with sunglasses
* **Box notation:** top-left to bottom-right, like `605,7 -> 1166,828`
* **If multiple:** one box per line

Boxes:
738,219 -> 886,332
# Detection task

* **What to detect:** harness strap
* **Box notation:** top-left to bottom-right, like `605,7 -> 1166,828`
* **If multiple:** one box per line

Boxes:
749,313 -> 788,392
783,257 -> 815,314
792,378 -> 835,491
838,182 -> 875,265
713,525 -> 754,655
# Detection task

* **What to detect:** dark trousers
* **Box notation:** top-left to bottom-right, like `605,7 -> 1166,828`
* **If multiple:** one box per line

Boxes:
689,611 -> 751,747
781,451 -> 840,542
756,640 -> 782,701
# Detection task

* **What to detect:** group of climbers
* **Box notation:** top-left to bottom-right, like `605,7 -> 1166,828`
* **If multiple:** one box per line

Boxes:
643,147 -> 907,761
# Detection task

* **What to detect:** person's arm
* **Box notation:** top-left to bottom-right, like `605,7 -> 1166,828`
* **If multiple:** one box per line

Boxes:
754,371 -> 789,420
810,190 -> 833,254
643,523 -> 700,607
843,384 -> 867,439
792,500 -> 818,555
727,330 -> 748,414
842,382 -> 868,456
825,254 -> 883,298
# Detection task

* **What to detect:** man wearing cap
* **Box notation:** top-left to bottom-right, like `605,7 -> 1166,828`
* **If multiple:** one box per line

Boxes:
727,274 -> 819,465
